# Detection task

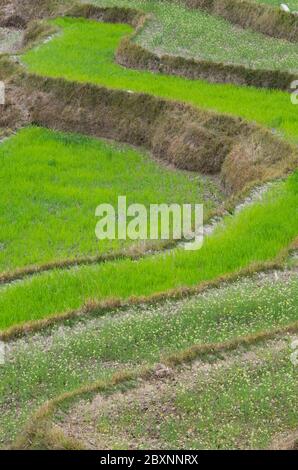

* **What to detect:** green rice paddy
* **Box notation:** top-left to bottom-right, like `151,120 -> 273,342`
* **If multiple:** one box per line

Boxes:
0,126 -> 211,272
1,171 -> 297,330
88,0 -> 298,71
22,18 -> 298,142
1,274 -> 297,444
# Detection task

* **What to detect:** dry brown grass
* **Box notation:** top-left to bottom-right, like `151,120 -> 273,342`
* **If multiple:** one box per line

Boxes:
1,4 -> 297,195
164,320 -> 298,366
67,3 -> 297,90
14,71 -> 296,194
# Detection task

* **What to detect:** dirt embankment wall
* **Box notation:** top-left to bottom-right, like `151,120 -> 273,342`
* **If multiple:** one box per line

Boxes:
65,4 -> 297,91
15,73 -> 296,194
0,3 -> 297,194
3,2 -> 297,91
0,0 -> 73,27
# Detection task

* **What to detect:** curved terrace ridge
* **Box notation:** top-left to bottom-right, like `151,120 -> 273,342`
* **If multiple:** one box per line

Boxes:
0,0 -> 298,454
0,3 -> 297,334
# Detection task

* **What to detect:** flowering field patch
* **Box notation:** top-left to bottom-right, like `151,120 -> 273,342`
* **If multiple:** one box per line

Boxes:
1,0 -> 298,451
1,272 -> 297,446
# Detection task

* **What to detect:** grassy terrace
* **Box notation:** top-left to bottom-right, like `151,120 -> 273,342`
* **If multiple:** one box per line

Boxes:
0,126 -> 211,272
74,344 -> 296,449
1,274 -> 297,444
22,18 -> 298,142
1,3 -> 298,450
1,171 -> 298,330
88,0 -> 298,71
0,15 -> 296,331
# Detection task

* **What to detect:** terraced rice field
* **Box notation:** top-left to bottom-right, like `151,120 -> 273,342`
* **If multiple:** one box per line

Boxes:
1,126 -> 213,271
86,0 -> 298,71
23,18 -> 298,140
0,0 -> 297,452
1,172 -> 298,331
1,269 -> 297,447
